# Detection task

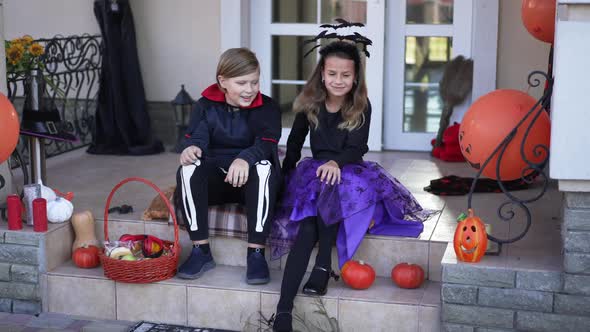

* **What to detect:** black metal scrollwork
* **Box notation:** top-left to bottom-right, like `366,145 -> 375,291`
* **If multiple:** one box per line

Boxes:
6,34 -> 102,165
467,71 -> 552,255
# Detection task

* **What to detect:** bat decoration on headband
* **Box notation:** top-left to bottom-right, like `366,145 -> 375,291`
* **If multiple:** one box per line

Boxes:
319,18 -> 365,29
303,18 -> 373,58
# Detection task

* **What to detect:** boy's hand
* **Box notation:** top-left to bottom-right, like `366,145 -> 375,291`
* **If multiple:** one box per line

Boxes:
180,146 -> 202,165
226,158 -> 249,187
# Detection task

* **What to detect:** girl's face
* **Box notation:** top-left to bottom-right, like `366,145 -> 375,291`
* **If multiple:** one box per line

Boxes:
218,70 -> 260,107
321,56 -> 356,99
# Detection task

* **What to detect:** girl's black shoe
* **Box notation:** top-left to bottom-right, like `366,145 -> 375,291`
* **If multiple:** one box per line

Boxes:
272,312 -> 293,332
302,266 -> 339,296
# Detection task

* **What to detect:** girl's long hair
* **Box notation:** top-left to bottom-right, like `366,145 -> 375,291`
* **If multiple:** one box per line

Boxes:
293,41 -> 368,131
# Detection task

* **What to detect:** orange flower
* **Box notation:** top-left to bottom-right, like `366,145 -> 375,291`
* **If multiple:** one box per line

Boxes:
29,43 -> 44,57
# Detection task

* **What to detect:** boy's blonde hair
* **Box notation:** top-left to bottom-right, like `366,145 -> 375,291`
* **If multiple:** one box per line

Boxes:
216,48 -> 260,89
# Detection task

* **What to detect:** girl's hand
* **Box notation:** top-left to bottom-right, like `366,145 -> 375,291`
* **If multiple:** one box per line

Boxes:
180,146 -> 202,165
316,160 -> 341,185
226,158 -> 249,187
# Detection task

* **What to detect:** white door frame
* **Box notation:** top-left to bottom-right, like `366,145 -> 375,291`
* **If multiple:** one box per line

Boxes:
220,0 -> 250,51
383,0 -> 498,151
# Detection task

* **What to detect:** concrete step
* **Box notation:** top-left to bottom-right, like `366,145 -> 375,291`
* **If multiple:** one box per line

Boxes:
91,218 -> 448,281
44,261 -> 441,332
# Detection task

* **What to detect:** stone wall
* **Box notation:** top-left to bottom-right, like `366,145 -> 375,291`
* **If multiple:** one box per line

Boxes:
0,230 -> 42,314
441,192 -> 590,331
0,222 -> 72,315
563,192 -> 590,276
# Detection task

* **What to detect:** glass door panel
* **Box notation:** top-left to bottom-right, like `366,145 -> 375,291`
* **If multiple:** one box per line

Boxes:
321,0 -> 367,23
403,36 -> 452,133
272,0 -> 317,23
271,35 -> 316,128
406,0 -> 454,24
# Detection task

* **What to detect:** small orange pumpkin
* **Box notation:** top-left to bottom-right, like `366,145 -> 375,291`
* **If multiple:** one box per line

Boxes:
341,260 -> 376,290
72,245 -> 100,268
391,263 -> 425,289
453,209 -> 488,263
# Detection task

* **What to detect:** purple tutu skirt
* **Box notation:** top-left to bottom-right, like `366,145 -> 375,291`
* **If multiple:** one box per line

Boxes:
270,158 -> 438,268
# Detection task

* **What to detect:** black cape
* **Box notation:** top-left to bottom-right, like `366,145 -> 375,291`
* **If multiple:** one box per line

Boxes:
88,0 -> 164,155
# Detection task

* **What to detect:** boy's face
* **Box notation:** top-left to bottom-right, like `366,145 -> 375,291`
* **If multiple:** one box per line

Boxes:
218,70 -> 260,108
322,56 -> 356,99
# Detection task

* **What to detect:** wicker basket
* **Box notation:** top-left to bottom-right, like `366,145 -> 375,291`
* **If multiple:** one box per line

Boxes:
98,177 -> 181,283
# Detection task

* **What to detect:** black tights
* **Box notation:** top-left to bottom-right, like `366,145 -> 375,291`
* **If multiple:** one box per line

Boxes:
276,216 -> 339,312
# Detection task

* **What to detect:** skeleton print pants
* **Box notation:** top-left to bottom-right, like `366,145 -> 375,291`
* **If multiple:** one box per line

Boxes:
175,160 -> 278,245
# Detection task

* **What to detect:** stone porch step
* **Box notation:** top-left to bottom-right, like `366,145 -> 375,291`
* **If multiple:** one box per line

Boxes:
44,261 -> 440,332
93,218 -> 448,281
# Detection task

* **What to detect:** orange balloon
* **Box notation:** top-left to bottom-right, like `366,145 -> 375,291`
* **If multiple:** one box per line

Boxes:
459,89 -> 551,181
0,93 -> 20,164
521,0 -> 556,44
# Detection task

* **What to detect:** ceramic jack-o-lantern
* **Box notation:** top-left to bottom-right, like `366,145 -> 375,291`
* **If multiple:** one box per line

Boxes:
453,209 -> 488,263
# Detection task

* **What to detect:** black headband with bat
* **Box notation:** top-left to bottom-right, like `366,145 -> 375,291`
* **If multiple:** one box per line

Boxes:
303,18 -> 373,58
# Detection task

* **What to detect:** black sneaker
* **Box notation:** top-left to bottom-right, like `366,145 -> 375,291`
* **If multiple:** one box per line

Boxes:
246,250 -> 270,284
177,246 -> 216,279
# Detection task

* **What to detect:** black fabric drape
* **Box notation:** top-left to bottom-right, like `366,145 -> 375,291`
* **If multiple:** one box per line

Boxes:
88,0 -> 164,155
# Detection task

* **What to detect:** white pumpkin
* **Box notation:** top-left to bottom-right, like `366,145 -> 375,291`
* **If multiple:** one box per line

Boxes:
47,197 -> 74,223
40,184 -> 57,202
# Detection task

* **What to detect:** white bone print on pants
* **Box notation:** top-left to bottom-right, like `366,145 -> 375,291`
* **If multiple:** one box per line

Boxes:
255,160 -> 272,232
180,160 -> 201,231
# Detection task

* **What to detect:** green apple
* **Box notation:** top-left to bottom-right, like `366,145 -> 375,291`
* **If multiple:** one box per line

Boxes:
120,254 -> 137,261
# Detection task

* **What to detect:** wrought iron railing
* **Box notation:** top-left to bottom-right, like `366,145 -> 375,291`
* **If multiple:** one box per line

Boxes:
467,71 -> 552,255
6,34 -> 102,165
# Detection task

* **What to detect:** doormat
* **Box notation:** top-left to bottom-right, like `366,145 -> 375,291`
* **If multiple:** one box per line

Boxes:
129,321 -> 237,332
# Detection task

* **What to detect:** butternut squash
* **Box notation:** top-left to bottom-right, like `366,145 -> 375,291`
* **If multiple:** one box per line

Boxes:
71,210 -> 99,251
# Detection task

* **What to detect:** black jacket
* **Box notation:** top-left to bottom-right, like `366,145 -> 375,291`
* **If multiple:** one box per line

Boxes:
183,84 -> 282,173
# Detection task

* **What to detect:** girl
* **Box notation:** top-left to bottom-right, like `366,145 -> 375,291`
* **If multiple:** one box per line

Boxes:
175,48 -> 281,285
271,41 -> 435,331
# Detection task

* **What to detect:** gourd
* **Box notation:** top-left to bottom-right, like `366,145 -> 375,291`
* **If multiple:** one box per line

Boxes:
71,210 -> 99,252
47,197 -> 74,223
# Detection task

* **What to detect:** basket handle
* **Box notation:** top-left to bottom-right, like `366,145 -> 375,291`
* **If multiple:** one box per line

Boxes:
103,177 -> 179,249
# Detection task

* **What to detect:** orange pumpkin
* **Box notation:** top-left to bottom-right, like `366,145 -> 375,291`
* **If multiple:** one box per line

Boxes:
72,245 -> 100,268
453,209 -> 488,263
391,263 -> 425,289
341,260 -> 376,290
